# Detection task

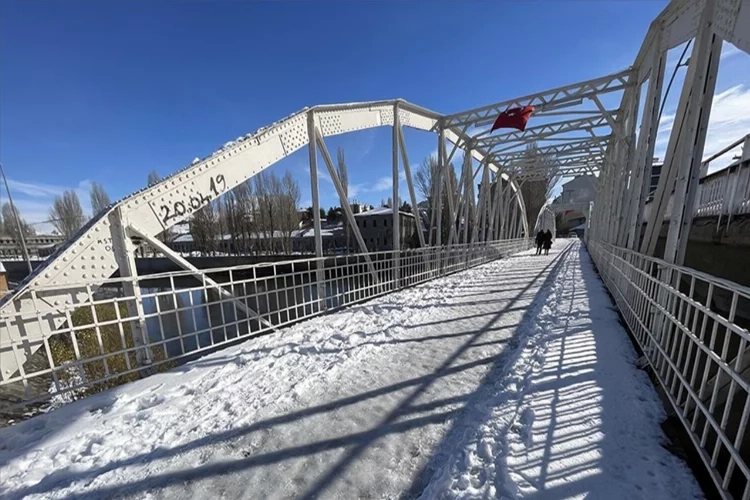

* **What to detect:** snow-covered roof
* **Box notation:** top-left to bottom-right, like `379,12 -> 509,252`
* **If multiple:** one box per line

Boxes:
171,227 -> 344,243
353,207 -> 415,218
562,175 -> 596,189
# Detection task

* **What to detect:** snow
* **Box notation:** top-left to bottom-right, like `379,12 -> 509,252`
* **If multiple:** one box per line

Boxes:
354,206 -> 415,218
0,241 -> 702,499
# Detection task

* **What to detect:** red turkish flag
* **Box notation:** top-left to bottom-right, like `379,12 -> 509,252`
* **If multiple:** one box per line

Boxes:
490,105 -> 535,132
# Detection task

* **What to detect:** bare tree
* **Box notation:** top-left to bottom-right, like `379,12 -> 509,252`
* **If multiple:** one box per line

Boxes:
441,165 -> 460,243
336,147 -> 349,202
189,201 -> 219,256
147,170 -> 161,187
415,155 -> 459,244
279,171 -> 300,253
518,142 -> 558,235
223,181 -> 255,255
145,171 -> 176,247
215,199 -> 227,254
336,147 -> 351,251
237,181 -> 257,254
251,170 -> 301,254
49,190 -> 86,238
415,156 -> 438,201
2,202 -> 34,240
90,182 -> 111,215
254,172 -> 273,253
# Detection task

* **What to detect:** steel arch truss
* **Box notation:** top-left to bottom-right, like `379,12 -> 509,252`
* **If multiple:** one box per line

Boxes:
0,100 -> 532,381
436,69 -> 634,185
590,0 -> 750,260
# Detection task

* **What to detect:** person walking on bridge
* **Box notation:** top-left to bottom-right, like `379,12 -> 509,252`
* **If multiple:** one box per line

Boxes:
543,229 -> 553,256
535,230 -> 545,255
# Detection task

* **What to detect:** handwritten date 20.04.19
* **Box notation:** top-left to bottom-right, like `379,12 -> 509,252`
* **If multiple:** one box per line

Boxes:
158,174 -> 226,224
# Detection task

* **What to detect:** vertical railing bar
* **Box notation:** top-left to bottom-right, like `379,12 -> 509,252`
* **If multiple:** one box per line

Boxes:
169,274 -> 186,357
30,290 -> 62,396
86,284 -> 111,379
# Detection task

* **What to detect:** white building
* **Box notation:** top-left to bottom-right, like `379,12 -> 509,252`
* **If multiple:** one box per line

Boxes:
560,175 -> 597,204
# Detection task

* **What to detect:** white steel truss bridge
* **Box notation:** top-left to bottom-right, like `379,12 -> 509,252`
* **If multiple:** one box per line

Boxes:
1,1 -> 750,497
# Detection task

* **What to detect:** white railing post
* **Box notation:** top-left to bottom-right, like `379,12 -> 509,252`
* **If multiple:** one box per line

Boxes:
668,4 -> 722,265
392,102 -> 401,290
627,31 -> 666,250
644,0 -> 718,259
108,207 -> 153,374
307,111 -> 327,311
434,124 -> 445,247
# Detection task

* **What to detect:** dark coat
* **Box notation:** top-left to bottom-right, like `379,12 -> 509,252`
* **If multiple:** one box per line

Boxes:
543,230 -> 553,249
535,231 -> 545,246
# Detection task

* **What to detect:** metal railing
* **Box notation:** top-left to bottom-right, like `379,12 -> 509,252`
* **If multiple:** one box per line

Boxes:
0,238 -> 530,420
695,161 -> 750,219
589,240 -> 750,499
645,159 -> 750,222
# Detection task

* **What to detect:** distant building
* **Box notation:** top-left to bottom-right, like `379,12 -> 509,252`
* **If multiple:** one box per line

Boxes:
0,234 -> 66,259
646,157 -> 709,198
549,176 -> 597,235
353,206 -> 417,251
161,206 -> 418,255
559,175 -> 596,205
169,226 -> 348,255
291,225 -> 346,254
649,160 -> 662,196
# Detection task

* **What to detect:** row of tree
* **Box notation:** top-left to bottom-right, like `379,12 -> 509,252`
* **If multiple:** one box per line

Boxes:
189,170 -> 301,255
45,168 -> 304,256
0,181 -> 111,241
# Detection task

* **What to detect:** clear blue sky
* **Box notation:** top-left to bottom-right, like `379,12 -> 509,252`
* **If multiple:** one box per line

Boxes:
8,0 -> 740,231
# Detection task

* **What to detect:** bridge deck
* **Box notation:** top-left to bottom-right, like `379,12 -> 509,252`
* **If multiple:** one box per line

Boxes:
0,241 -> 701,499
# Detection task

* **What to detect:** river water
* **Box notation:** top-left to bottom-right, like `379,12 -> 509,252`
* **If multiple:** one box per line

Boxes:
140,275 -> 355,361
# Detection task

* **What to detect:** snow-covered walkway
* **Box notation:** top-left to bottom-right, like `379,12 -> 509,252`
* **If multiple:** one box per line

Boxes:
0,241 -> 702,499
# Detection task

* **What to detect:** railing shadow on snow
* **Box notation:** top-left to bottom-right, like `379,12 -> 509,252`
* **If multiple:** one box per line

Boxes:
406,242 -> 694,499
403,243 -> 578,498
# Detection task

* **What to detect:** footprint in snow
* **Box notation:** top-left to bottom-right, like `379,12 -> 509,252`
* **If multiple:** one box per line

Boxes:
136,393 -> 166,411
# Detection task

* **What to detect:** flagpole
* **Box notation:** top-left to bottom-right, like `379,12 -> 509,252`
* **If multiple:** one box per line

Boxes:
0,161 -> 33,274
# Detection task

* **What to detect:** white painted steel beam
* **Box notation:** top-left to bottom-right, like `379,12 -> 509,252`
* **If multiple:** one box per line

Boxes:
439,70 -> 632,129
491,137 -> 609,159
641,0 -> 720,258
307,112 -> 326,310
126,224 -> 276,332
666,1 -> 722,265
627,26 -> 667,250
477,115 -> 615,149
